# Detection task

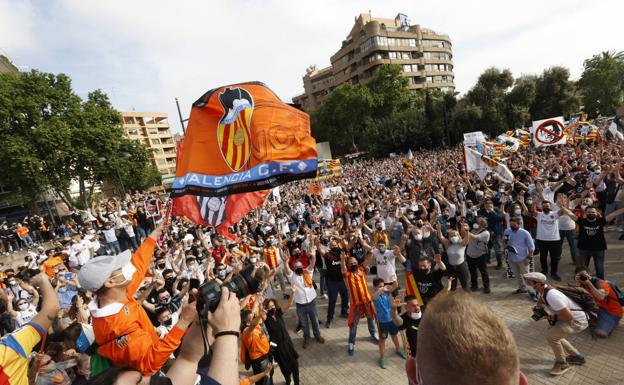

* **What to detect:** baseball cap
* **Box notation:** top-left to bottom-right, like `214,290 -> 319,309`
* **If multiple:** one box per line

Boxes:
523,272 -> 547,284
78,250 -> 132,292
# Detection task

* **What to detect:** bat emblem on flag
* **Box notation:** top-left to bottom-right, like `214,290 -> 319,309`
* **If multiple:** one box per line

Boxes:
217,87 -> 253,172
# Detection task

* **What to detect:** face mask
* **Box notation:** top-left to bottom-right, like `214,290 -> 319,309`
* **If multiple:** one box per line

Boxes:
217,270 -> 227,278
164,277 -> 175,284
163,318 -> 173,327
157,263 -> 166,269
543,208 -> 551,214
378,246 -> 386,253
295,268 -> 304,275
526,200 -> 533,205
267,308 -> 277,317
581,205 -> 587,210
114,263 -> 137,284
511,225 -> 519,231
514,209 -> 522,215
586,213 -> 596,220
416,223 -> 423,228
18,303 -> 29,311
160,297 -> 171,304
472,223 -> 479,230
409,311 -> 422,320
8,280 -> 16,286
249,257 -> 257,264
407,214 -> 414,219
419,268 -> 429,274
349,264 -> 359,272
450,236 -> 460,244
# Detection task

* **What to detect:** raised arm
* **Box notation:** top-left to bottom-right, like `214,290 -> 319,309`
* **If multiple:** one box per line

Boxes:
393,245 -> 406,264
605,207 -> 624,223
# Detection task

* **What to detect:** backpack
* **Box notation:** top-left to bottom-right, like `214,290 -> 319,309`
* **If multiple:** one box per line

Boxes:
591,277 -> 624,306
544,285 -> 598,319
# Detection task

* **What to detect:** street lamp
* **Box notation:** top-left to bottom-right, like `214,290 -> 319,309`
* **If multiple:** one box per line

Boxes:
99,152 -> 131,196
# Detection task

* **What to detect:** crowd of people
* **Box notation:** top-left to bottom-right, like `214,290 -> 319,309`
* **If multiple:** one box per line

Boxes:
0,138 -> 623,384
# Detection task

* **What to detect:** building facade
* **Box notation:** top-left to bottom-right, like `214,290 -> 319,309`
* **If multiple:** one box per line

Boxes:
0,54 -> 19,74
293,13 -> 455,111
120,112 -> 177,184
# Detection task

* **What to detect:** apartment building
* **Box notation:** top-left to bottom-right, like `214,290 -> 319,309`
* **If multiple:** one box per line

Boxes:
121,112 -> 176,184
293,12 -> 455,111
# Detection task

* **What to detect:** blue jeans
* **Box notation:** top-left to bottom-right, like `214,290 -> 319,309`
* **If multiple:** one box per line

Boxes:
128,236 -> 139,250
326,279 -> 349,322
348,305 -> 377,345
579,249 -> 606,279
595,308 -> 621,336
136,226 -> 147,242
107,240 -> 121,254
559,229 -> 578,263
296,300 -> 321,341
22,235 -> 34,248
488,232 -> 503,265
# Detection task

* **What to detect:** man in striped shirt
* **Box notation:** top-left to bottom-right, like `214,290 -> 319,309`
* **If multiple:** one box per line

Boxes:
341,250 -> 378,356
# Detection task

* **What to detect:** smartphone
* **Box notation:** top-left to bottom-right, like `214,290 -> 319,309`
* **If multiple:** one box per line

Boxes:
65,272 -> 73,280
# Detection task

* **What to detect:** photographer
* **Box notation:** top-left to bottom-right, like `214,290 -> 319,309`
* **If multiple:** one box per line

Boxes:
523,272 -> 587,376
574,266 -> 622,338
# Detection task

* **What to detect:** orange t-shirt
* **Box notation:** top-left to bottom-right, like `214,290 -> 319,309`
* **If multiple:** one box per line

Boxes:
240,324 -> 270,361
592,279 -> 623,318
91,237 -> 187,375
16,227 -> 28,238
239,380 -> 250,385
41,257 -> 64,278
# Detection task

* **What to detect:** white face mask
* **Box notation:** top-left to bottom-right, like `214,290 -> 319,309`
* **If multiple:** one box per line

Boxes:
472,223 -> 479,230
18,303 -> 29,311
514,209 -> 522,215
450,236 -> 460,244
249,257 -> 257,264
414,235 -> 423,241
120,262 -> 137,282
409,311 -> 422,320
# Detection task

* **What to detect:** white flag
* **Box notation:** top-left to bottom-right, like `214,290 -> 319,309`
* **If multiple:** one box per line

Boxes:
464,146 -> 514,183
496,134 -> 520,152
531,117 -> 567,147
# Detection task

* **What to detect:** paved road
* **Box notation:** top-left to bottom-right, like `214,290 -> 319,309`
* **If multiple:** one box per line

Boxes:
269,232 -> 624,385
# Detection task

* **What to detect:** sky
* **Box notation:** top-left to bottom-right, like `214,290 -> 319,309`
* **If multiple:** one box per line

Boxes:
1,0 -> 622,134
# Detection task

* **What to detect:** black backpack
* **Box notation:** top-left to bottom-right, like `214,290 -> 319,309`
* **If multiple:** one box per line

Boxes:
544,285 -> 598,319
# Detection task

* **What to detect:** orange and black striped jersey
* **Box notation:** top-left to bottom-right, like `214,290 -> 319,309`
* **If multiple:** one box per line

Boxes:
263,247 -> 279,270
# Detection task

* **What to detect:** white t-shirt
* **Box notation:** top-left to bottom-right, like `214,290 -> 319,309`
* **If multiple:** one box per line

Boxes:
373,249 -> 396,283
15,304 -> 38,327
544,288 -> 588,323
286,265 -> 317,304
71,240 -> 92,266
536,208 -> 560,241
103,228 -> 117,243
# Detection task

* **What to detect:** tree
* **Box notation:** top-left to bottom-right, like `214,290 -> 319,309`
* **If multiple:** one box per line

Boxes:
366,64 -> 415,117
530,66 -> 580,119
579,50 -> 624,116
465,68 -> 513,136
505,75 -> 537,129
0,70 -> 163,210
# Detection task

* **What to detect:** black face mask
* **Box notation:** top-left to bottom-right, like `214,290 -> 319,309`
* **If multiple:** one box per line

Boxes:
164,277 -> 175,284
163,318 -> 173,327
267,308 -> 277,317
295,268 -> 304,275
349,264 -> 358,272
416,223 -> 423,228
419,268 -> 430,274
157,263 -> 166,269
586,213 -> 596,220
150,374 -> 173,385
543,208 -> 551,214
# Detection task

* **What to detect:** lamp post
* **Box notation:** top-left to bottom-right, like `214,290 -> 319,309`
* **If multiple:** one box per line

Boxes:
99,152 -> 131,197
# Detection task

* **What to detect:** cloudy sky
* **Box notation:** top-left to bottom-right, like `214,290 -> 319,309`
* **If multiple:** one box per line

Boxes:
1,0 -> 622,134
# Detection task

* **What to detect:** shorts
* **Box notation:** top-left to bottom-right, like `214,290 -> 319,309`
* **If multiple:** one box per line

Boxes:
379,321 -> 399,338
595,308 -> 621,336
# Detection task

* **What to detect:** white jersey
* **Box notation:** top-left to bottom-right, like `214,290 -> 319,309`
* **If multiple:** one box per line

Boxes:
536,209 -> 560,241
373,249 -> 396,283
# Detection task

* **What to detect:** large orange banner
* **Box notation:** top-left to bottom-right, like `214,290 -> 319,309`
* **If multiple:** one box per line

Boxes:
171,82 -> 318,197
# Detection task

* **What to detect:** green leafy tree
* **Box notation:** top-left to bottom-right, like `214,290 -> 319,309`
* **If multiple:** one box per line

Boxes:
530,66 -> 580,119
366,64 -> 416,116
464,67 -> 513,137
505,75 -> 537,129
579,51 -> 624,116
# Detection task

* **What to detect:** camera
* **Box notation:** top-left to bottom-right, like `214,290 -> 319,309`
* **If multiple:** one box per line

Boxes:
578,274 -> 589,282
196,264 -> 262,318
531,306 -> 548,321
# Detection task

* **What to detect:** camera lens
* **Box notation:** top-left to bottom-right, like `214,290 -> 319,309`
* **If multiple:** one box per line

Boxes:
196,264 -> 261,317
579,275 -> 588,281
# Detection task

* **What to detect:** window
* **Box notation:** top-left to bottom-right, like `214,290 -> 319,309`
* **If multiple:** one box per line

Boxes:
402,64 -> 418,72
401,52 -> 411,59
389,52 -> 398,59
151,139 -> 160,145
387,38 -> 396,46
426,76 -> 433,83
157,159 -> 167,165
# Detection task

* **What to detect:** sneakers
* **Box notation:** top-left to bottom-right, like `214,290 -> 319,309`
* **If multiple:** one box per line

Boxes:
315,336 -> 325,344
551,274 -> 562,282
495,264 -> 503,270
303,340 -> 310,349
483,287 -> 491,294
324,320 -> 332,329
379,357 -> 387,369
370,333 -> 379,344
513,288 -> 528,294
566,354 -> 586,366
530,293 -> 538,302
396,349 -> 407,359
321,294 -> 328,299
550,360 -> 570,376
470,286 -> 479,292
348,343 -> 355,356
340,312 -> 349,319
